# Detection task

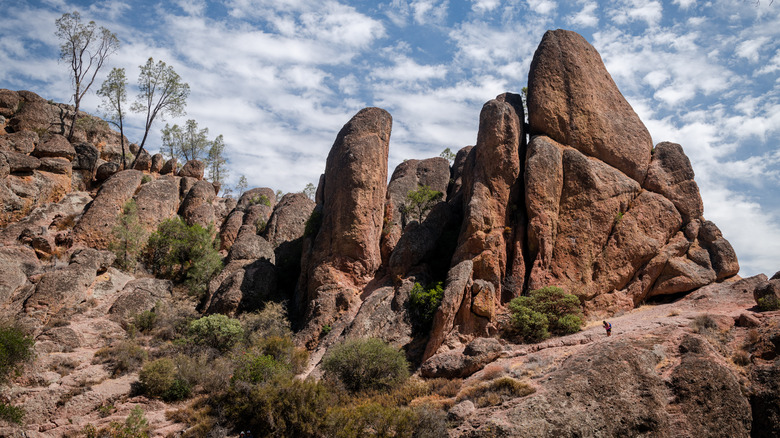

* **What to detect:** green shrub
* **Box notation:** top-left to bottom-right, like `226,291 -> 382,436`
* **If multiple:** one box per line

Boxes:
110,200 -> 146,272
84,405 -> 150,438
508,287 -> 583,342
408,282 -> 444,334
232,353 -> 289,384
188,314 -> 244,352
141,175 -> 152,184
0,324 -> 34,384
757,295 -> 780,311
249,194 -> 271,207
322,338 -> 410,393
240,302 -> 292,340
134,310 -> 157,333
304,209 -> 322,238
0,402 -> 24,424
223,375 -> 334,438
144,217 -> 222,297
139,358 -> 191,401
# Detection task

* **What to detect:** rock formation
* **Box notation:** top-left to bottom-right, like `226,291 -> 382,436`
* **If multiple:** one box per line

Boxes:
296,107 -> 392,347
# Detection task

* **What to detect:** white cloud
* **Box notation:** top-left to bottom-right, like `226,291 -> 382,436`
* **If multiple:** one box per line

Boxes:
471,0 -> 500,14
736,36 -> 770,63
607,0 -> 662,26
527,0 -> 557,15
568,2 -> 598,27
372,56 -> 448,83
673,0 -> 696,10
410,0 -> 449,25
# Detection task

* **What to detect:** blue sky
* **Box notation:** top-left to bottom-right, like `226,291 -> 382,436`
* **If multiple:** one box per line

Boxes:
0,0 -> 778,277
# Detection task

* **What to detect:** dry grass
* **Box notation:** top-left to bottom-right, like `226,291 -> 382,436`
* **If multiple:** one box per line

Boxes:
456,377 -> 535,408
479,363 -> 506,381
668,308 -> 682,317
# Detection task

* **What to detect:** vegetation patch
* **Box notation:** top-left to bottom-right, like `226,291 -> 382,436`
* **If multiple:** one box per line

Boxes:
456,377 -> 535,407
322,338 -> 410,393
508,286 -> 584,342
408,282 -> 444,335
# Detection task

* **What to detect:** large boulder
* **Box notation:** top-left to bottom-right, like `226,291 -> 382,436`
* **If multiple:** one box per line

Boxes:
643,142 -> 703,223
204,259 -> 277,316
296,107 -> 392,347
528,29 -> 652,183
132,175 -> 181,232
24,248 -> 114,321
108,278 -> 173,321
73,170 -> 143,249
264,192 -> 316,248
178,159 -> 205,180
4,150 -> 40,173
32,134 -> 76,161
0,131 -> 38,154
0,246 -> 39,314
179,180 -> 216,228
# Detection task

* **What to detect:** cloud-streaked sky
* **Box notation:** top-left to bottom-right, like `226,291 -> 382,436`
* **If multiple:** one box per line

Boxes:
0,0 -> 778,277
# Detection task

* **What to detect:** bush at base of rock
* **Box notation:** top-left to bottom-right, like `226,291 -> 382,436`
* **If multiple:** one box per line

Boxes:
322,338 -> 410,393
139,358 -> 191,402
757,296 -> 780,311
82,405 -> 150,438
0,402 -> 25,425
188,314 -> 244,353
456,376 -> 536,408
0,324 -> 34,384
144,216 -> 222,297
508,286 -> 584,342
408,281 -> 444,334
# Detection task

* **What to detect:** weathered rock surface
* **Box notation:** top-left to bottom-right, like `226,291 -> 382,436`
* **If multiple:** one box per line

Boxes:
108,278 -> 173,320
73,170 -> 143,249
0,131 -> 38,154
528,29 -> 652,183
179,180 -> 217,228
178,159 -> 205,180
264,192 -> 314,248
297,107 -> 391,347
381,157 -> 450,260
421,337 -> 503,378
24,248 -> 114,321
132,176 -> 180,232
204,259 -> 277,315
643,142 -> 703,223
32,134 -> 76,161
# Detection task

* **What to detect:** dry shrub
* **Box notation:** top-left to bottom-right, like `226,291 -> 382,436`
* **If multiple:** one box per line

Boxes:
426,378 -> 462,398
175,353 -> 233,396
668,308 -> 682,317
456,377 -> 535,408
166,398 -> 220,438
732,350 -> 751,366
409,394 -> 455,411
93,340 -> 147,375
479,363 -> 506,381
151,301 -> 198,341
691,314 -> 719,334
745,329 -> 760,348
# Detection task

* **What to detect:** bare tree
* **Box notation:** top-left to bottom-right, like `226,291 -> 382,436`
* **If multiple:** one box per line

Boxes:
56,11 -> 119,140
131,57 -> 189,167
97,67 -> 128,168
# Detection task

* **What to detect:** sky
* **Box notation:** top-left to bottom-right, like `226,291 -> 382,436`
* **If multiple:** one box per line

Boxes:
0,0 -> 778,277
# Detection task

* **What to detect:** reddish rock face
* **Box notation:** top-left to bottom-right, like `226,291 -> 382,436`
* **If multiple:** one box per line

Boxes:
643,142 -> 703,223
264,192 -> 315,248
178,160 -> 205,180
73,170 -> 143,249
381,157 -> 450,262
179,180 -> 217,228
296,107 -> 391,347
528,29 -> 652,184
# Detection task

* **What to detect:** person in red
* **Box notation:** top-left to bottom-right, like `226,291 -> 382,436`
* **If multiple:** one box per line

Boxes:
603,321 -> 612,337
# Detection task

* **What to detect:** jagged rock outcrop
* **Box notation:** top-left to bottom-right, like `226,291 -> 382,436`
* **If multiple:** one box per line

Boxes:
296,107 -> 391,347
132,175 -> 181,231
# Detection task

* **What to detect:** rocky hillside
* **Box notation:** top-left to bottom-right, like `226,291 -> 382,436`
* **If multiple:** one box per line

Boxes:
0,29 -> 777,437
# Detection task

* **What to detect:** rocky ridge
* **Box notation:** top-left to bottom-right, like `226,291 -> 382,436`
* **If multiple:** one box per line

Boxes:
0,29 -> 776,437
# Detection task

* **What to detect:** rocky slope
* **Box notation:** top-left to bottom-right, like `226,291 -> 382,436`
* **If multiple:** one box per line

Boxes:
0,29 -> 777,437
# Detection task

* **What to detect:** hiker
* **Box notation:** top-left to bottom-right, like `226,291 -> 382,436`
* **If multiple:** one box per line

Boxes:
239,432 -> 245,438
603,321 -> 612,337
